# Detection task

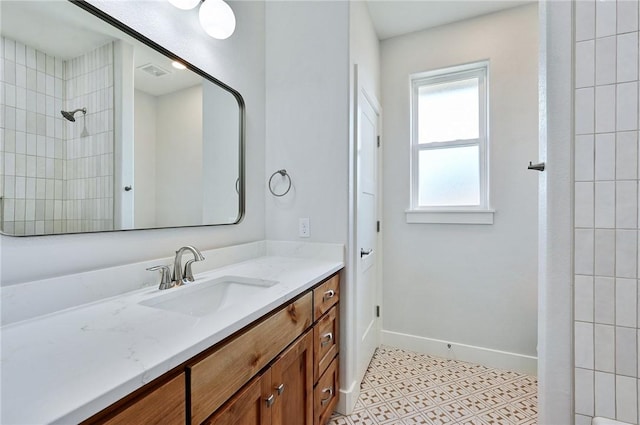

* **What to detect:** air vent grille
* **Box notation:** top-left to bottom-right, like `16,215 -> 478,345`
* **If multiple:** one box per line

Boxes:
138,63 -> 169,77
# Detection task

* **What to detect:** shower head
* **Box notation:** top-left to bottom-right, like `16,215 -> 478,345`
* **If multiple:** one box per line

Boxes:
61,107 -> 87,122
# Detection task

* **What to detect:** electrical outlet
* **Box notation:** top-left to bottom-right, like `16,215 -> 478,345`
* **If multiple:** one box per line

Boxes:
299,218 -> 310,238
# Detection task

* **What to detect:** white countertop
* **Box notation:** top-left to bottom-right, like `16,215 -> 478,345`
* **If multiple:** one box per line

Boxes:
1,254 -> 343,424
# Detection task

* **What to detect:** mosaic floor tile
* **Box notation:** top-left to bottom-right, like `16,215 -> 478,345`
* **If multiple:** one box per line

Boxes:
328,346 -> 537,425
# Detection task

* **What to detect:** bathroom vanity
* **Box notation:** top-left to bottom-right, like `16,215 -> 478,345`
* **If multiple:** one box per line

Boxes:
84,273 -> 340,425
1,241 -> 344,425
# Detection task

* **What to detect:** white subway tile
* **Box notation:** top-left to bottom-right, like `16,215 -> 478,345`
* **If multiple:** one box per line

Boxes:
617,131 -> 638,179
617,181 -> 638,229
575,133 -> 596,181
576,88 -> 595,135
576,368 -> 595,415
617,278 -> 638,327
618,33 -> 638,82
576,322 -> 595,369
4,38 -> 15,61
616,375 -> 638,423
595,371 -> 616,417
595,276 -> 615,324
616,326 -> 637,377
617,82 -> 639,131
595,324 -> 615,372
596,85 -> 617,133
596,133 -> 616,180
577,40 -> 594,86
596,0 -> 617,37
595,181 -> 616,227
616,230 -> 638,278
618,0 -> 639,32
576,0 -> 596,41
577,182 -> 595,227
596,36 -> 617,85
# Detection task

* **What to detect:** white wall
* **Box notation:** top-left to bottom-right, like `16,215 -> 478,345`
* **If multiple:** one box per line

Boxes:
155,85 -> 203,226
380,4 -> 539,370
0,0 -> 266,285
133,89 -> 157,228
264,1 -> 349,244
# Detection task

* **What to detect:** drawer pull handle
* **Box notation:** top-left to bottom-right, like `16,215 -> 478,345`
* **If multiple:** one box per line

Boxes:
320,387 -> 334,406
265,394 -> 275,407
276,383 -> 285,395
320,332 -> 333,347
323,290 -> 335,301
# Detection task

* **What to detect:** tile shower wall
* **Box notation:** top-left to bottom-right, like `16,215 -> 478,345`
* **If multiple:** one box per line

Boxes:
0,37 -> 113,235
1,36 -> 65,235
574,0 -> 640,424
63,43 -> 114,233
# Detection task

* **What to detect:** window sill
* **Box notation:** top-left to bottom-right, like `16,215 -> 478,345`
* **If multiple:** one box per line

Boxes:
405,209 -> 495,225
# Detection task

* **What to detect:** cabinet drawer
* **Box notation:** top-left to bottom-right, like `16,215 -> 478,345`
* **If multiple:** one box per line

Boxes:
313,305 -> 338,383
313,275 -> 339,321
189,292 -> 312,425
314,358 -> 338,425
98,373 -> 185,425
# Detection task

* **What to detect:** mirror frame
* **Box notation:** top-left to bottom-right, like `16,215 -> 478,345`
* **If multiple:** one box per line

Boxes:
1,0 -> 246,236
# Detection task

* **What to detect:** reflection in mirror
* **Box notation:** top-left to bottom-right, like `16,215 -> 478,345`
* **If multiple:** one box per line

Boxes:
0,0 -> 244,236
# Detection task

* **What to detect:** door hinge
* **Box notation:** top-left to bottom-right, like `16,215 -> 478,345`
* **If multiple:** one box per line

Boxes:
377,135 -> 380,147
376,220 -> 380,232
376,305 -> 380,317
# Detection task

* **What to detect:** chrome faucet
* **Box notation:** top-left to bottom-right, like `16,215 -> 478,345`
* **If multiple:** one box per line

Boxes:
172,246 -> 205,285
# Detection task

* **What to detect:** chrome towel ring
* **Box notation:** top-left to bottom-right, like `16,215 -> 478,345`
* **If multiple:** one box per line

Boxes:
268,169 -> 292,197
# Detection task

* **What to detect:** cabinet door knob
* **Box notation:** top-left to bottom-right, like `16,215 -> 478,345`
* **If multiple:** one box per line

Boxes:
265,394 -> 275,407
320,386 -> 334,406
323,290 -> 335,301
320,332 -> 333,347
275,383 -> 285,395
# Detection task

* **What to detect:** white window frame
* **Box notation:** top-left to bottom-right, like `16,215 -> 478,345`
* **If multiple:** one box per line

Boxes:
406,61 -> 494,225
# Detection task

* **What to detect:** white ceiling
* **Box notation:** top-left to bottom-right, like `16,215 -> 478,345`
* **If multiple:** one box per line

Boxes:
0,1 -> 202,97
366,0 -> 537,40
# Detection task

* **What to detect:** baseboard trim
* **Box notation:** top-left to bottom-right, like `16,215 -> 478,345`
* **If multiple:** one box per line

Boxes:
381,330 -> 537,375
335,379 -> 359,415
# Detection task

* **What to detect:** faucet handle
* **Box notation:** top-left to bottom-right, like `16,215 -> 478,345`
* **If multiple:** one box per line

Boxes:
183,259 -> 196,283
146,265 -> 173,290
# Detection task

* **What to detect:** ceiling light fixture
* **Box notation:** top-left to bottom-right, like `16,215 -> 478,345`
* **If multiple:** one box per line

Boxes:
171,61 -> 187,70
168,0 -> 236,40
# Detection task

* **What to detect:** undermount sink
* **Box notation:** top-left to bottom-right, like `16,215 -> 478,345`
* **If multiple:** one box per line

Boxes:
139,275 -> 279,317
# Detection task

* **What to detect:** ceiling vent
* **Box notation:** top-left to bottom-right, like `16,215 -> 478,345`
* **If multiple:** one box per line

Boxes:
138,63 -> 170,77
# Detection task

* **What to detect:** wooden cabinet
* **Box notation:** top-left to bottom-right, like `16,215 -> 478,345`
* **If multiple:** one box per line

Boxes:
189,293 -> 312,425
313,359 -> 339,425
201,373 -> 271,425
82,373 -> 186,425
313,275 -> 339,321
271,331 -> 314,425
312,276 -> 340,425
203,331 -> 313,425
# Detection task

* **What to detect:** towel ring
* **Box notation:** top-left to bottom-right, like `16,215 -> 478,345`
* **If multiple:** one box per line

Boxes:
269,169 -> 292,197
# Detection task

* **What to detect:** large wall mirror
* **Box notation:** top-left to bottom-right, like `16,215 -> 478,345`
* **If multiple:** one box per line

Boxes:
0,0 -> 245,236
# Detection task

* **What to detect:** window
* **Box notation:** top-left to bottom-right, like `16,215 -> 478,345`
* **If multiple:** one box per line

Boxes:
407,62 -> 493,224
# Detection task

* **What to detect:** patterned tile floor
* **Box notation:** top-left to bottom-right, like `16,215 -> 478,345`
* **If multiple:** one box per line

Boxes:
328,346 -> 537,425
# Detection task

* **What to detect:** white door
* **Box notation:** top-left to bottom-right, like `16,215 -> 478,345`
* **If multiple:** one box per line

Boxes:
355,86 -> 380,381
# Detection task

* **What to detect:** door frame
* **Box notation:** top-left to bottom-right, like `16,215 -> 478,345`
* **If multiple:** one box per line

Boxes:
538,1 -> 573,423
339,64 -> 383,415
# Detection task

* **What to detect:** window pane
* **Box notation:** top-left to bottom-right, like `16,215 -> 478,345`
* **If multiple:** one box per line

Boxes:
418,78 -> 479,144
418,145 -> 480,207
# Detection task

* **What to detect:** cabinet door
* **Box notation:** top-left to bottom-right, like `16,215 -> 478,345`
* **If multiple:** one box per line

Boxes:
270,331 -> 314,425
202,371 -> 272,425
